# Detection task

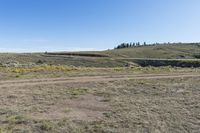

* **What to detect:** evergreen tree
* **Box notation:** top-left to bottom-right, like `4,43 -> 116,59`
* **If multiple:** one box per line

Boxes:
129,42 -> 132,47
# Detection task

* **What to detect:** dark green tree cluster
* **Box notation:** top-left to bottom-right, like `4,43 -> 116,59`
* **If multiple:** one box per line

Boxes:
114,42 -> 200,49
115,42 -> 146,49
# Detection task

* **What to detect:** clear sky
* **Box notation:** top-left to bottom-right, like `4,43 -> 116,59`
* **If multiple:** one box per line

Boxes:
0,0 -> 200,52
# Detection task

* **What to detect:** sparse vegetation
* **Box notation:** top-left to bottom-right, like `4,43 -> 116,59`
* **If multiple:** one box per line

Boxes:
0,73 -> 200,132
0,43 -> 200,132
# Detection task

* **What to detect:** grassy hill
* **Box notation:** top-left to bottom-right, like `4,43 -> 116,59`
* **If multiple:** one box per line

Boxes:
102,43 -> 200,59
45,43 -> 200,59
1,43 -> 200,67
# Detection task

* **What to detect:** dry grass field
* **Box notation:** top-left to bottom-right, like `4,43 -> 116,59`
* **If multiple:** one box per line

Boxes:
0,66 -> 200,132
1,0 -> 200,132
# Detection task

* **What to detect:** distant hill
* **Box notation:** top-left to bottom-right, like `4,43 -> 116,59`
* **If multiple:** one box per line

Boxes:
1,43 -> 200,67
45,43 -> 200,59
102,43 -> 200,59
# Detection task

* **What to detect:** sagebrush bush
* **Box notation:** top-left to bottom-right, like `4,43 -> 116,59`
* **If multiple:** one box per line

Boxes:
12,65 -> 77,74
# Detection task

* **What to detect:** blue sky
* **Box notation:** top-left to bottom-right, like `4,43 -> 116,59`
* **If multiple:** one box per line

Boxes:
0,0 -> 200,52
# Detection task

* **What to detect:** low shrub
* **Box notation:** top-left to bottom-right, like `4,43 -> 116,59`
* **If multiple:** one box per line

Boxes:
12,65 -> 77,74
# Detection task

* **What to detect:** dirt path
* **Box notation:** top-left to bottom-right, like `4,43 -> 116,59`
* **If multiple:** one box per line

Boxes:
0,73 -> 200,88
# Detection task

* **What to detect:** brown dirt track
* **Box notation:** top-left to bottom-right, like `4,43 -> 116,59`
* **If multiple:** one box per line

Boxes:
0,73 -> 200,88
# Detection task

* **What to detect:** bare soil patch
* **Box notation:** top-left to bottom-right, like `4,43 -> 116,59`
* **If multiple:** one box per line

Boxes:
31,94 -> 110,122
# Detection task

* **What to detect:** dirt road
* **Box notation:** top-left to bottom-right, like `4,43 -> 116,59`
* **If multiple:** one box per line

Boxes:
0,73 -> 200,88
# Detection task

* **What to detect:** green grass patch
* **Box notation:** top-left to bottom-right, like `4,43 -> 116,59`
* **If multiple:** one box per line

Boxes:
65,88 -> 90,98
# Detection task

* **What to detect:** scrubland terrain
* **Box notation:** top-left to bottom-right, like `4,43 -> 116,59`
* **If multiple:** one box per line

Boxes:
0,65 -> 199,132
0,44 -> 200,132
1,43 -> 200,68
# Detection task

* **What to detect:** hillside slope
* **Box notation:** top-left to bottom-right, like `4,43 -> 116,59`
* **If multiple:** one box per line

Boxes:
0,43 -> 200,67
102,43 -> 200,59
